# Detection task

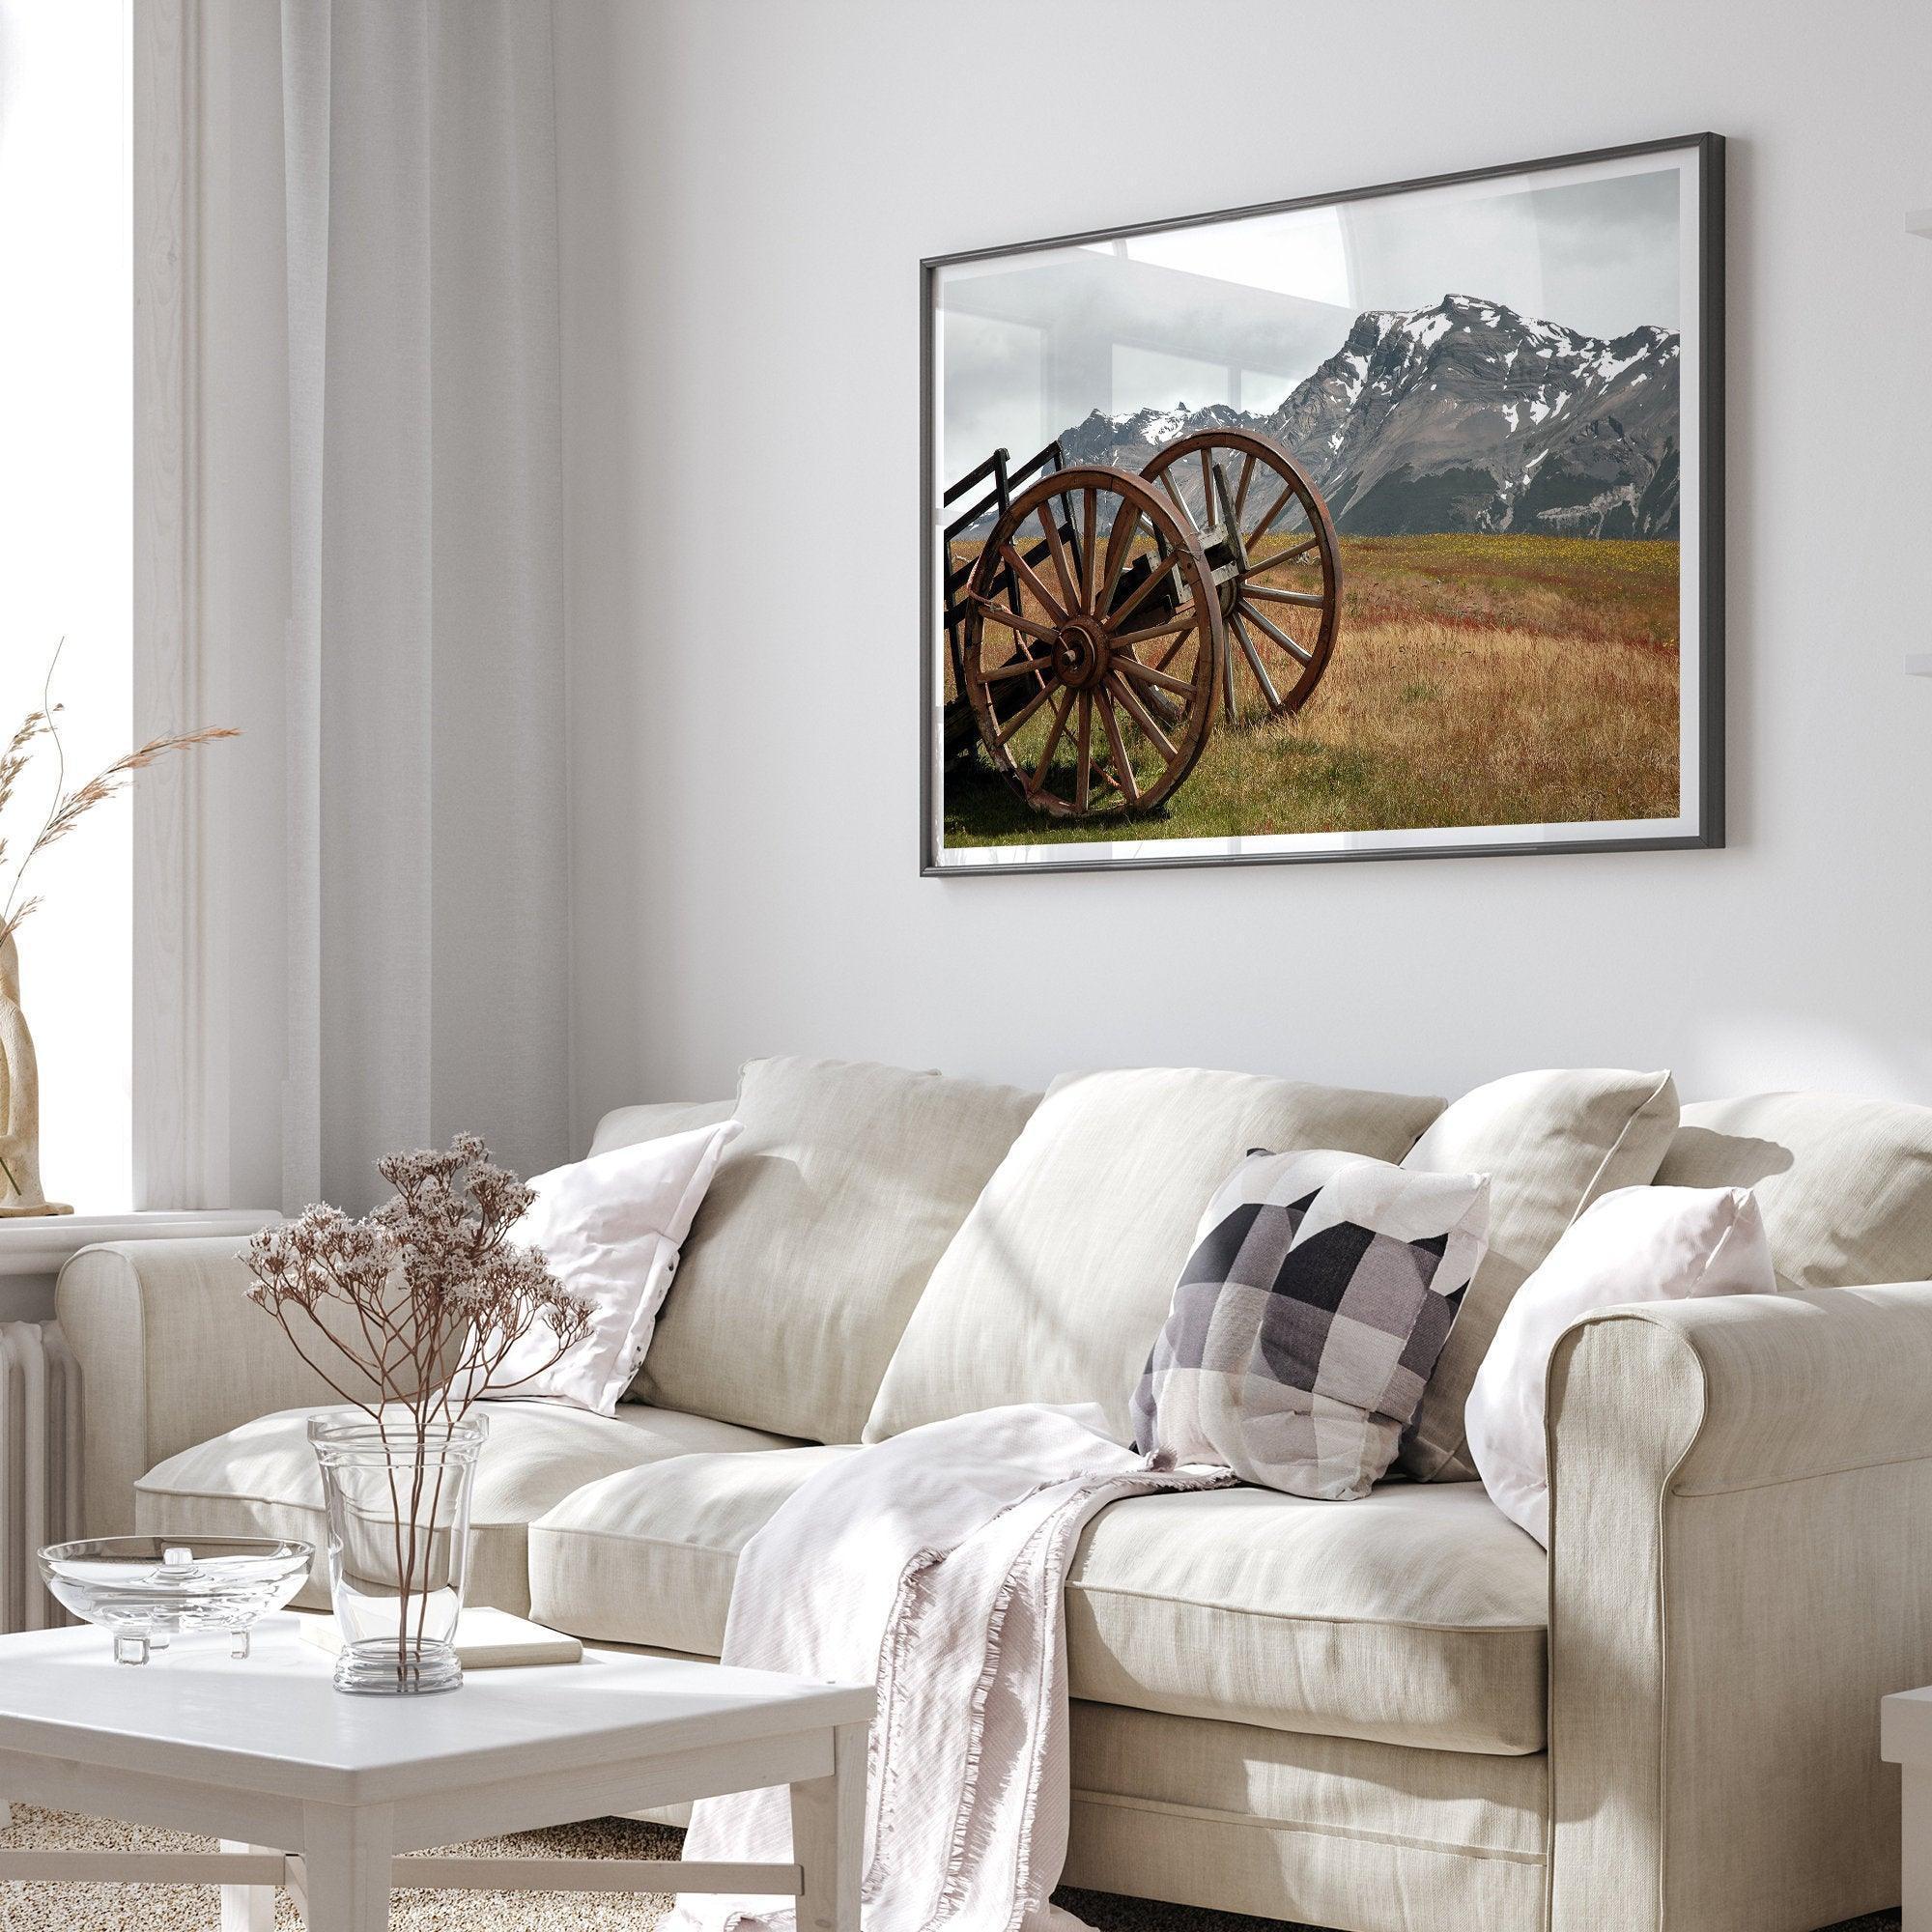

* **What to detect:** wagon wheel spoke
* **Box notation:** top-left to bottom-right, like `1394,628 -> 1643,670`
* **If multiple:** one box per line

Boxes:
969,594 -> 1059,643
981,651 -> 1054,684
991,674 -> 1058,744
1074,691 -> 1094,814
1242,602 -> 1314,665
1246,480 -> 1297,549
1106,670 -> 1178,761
1118,658 -> 1195,698
1096,690 -> 1139,807
1037,497 -> 1084,614
1110,549 -> 1186,628
1151,627 -> 1203,674
1244,532 -> 1322,576
1096,503 -> 1141,612
1081,489 -> 1097,612
1026,689 -> 1075,795
1000,544 -> 1069,626
1230,614 -> 1284,712
1246,584 -> 1329,610
1233,451 -> 1256,524
1110,611 -> 1196,655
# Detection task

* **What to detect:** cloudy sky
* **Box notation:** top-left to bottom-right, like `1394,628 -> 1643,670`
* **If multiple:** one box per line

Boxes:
937,158 -> 1683,486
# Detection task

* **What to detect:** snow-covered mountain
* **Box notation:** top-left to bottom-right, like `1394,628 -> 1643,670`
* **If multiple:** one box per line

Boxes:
1054,294 -> 1680,539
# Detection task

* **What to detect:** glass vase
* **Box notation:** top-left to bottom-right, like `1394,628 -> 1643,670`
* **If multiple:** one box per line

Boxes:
306,1408 -> 486,1695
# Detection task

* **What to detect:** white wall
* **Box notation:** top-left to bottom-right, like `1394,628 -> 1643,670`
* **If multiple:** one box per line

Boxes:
554,0 -> 1932,1139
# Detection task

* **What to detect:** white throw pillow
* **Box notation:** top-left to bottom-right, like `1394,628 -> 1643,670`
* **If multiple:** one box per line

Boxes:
477,1120 -> 742,1415
1464,1183 -> 1776,1545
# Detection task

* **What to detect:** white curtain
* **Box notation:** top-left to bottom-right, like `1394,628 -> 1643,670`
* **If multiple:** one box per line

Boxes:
279,0 -> 568,1208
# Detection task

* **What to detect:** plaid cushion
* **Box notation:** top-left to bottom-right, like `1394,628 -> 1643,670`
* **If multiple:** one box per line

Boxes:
1131,1148 -> 1489,1499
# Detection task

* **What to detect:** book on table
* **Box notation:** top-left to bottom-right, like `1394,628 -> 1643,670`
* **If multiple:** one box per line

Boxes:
297,1606 -> 583,1668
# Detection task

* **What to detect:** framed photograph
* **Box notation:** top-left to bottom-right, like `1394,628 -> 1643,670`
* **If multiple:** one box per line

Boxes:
921,133 -> 1722,875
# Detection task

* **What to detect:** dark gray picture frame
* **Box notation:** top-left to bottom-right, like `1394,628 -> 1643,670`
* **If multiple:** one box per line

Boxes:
920,133 -> 1724,877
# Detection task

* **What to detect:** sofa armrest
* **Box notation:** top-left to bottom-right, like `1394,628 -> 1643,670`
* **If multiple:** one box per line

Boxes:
56,1238 -> 384,1536
1546,1284 -> 1932,1932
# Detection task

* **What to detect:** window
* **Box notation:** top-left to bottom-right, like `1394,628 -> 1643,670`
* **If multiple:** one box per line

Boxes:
0,1 -> 134,1209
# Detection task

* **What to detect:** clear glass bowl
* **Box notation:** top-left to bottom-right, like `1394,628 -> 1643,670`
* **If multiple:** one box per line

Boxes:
40,1536 -> 313,1664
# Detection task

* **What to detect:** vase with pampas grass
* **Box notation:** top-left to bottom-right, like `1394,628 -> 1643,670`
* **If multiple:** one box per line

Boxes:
0,641 -> 236,1215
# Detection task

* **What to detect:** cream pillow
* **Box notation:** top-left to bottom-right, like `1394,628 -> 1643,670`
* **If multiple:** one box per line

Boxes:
477,1119 -> 742,1416
864,1067 -> 1444,1446
1656,1092 -> 1932,1292
634,1057 -> 1040,1443
1465,1184 -> 1776,1545
1399,1067 -> 1679,1480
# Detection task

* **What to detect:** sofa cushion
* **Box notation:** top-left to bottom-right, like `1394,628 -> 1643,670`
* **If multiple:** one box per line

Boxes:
590,1097 -> 735,1156
528,1451 -> 1546,1755
864,1069 -> 1445,1446
634,1057 -> 1040,1443
1655,1091 -> 1932,1293
1398,1067 -> 1679,1482
134,1400 -> 799,1619
529,1443 -> 856,1658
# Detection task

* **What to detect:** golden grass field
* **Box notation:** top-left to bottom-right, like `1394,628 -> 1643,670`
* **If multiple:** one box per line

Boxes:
940,532 -> 1680,848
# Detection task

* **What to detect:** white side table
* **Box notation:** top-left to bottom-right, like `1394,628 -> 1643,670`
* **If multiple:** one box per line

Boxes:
1882,1687 -> 1932,1929
0,1619 -> 872,1931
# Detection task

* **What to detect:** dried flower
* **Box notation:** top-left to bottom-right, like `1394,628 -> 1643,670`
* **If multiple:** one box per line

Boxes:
0,639 -> 239,954
244,1139 -> 591,1687
242,1134 -> 591,1427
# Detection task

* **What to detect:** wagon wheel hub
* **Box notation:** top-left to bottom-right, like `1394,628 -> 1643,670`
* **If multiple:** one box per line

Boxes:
1051,616 -> 1110,691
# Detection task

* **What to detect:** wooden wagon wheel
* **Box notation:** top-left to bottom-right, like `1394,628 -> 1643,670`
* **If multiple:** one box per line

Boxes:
1139,429 -> 1342,722
961,466 -> 1222,820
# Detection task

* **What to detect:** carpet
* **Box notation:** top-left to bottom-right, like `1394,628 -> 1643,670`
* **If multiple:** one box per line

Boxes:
0,1808 -> 1904,1931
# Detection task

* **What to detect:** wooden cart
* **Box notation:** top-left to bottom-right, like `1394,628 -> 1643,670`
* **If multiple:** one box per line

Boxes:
941,431 -> 1341,822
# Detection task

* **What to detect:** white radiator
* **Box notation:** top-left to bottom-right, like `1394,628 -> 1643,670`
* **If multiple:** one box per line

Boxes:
0,1323 -> 80,1633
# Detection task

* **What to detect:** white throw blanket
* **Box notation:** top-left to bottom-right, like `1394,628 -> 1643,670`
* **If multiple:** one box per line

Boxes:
673,1404 -> 1231,1932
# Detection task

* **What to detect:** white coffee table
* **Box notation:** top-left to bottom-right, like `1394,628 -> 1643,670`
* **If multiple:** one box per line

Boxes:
0,1618 -> 872,1930
1883,1686 -> 1932,1929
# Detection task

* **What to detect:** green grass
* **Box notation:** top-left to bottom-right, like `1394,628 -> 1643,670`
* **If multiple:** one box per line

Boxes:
941,532 -> 1680,848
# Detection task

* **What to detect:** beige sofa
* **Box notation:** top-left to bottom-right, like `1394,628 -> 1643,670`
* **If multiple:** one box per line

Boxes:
56,1059 -> 1932,1932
